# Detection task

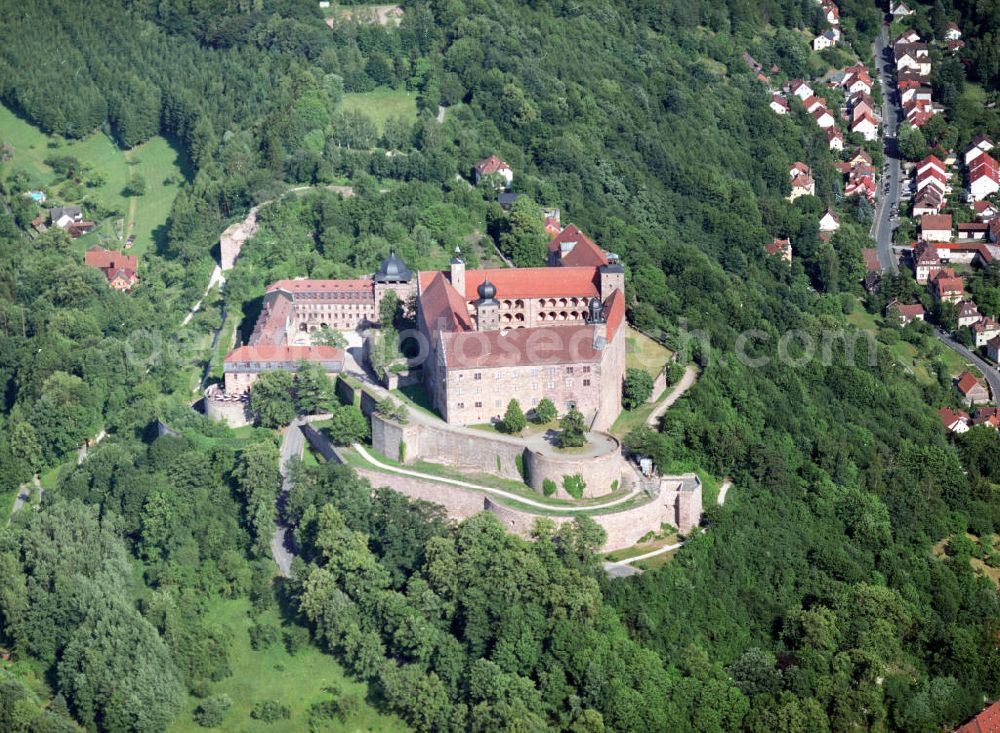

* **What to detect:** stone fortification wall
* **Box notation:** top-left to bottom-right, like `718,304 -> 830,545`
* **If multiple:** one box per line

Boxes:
523,438 -> 624,499
203,387 -> 251,427
355,469 -> 486,519
370,413 -> 421,464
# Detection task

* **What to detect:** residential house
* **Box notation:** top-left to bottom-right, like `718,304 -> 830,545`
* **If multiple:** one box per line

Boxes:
47,205 -> 82,229
845,171 -> 876,200
917,166 -> 949,194
939,407 -> 971,434
944,22 -> 962,41
473,155 -> 514,187
890,1 -> 914,17
803,95 -> 826,114
849,92 -> 875,117
921,213 -> 953,242
765,237 -> 793,263
931,269 -> 965,303
913,242 -> 942,283
901,86 -> 933,106
83,246 -> 139,291
964,135 -> 995,166
974,201 -> 999,221
497,191 -> 519,209
969,153 -> 1000,201
895,29 -> 921,45
917,154 -> 947,178
813,30 -> 837,51
886,299 -> 926,325
812,107 -> 836,129
770,94 -> 790,115
852,111 -> 879,141
543,208 -> 562,236
971,407 -> 1000,429
846,72 -> 873,96
988,338 -> 1000,365
821,1 -> 839,25
973,316 -> 1000,347
958,222 -> 990,240
863,248 -> 881,273
819,208 -> 840,232
826,127 -> 845,151
788,79 -> 813,100
848,148 -> 872,167
790,161 -> 811,179
788,175 -> 816,201
957,300 -> 982,328
947,39 -> 965,53
913,186 -> 945,216
896,44 -> 932,76
956,370 -> 990,406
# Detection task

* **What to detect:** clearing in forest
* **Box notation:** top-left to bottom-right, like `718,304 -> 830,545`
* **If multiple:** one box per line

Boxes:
341,88 -> 418,133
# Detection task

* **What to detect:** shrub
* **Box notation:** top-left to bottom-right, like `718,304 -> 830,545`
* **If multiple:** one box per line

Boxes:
501,398 -> 527,434
194,695 -> 232,728
398,440 -> 406,463
249,622 -> 279,650
563,474 -> 586,500
542,478 -> 557,496
558,408 -> 587,448
533,398 -> 557,423
283,626 -> 311,655
515,454 -> 527,482
623,367 -> 655,409
251,700 -> 291,722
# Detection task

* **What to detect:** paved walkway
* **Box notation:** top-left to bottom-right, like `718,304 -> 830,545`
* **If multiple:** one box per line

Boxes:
646,365 -> 699,428
271,419 -> 305,576
352,443 -> 639,513
7,475 -> 40,525
602,477 -> 733,576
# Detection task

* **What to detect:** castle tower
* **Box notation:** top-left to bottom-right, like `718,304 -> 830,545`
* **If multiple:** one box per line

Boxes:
374,250 -> 416,319
476,278 -> 500,331
599,259 -> 625,302
450,246 -> 465,296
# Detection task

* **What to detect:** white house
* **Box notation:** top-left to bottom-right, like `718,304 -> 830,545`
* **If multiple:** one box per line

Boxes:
819,208 -> 840,232
788,80 -> 813,101
770,94 -> 790,115
965,135 -> 996,166
846,75 -> 872,96
944,23 -> 962,41
812,107 -> 836,129
891,1 -> 914,17
957,300 -> 981,328
813,31 -> 837,51
921,213 -> 953,242
826,127 -> 845,151
852,112 -> 879,141
970,153 -> 1000,201
473,155 -> 514,187
788,175 -> 816,201
917,154 -> 947,179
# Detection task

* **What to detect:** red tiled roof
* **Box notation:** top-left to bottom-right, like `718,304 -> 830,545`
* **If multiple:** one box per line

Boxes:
959,222 -> 990,231
939,407 -> 970,431
548,224 -> 609,267
918,154 -> 945,171
266,278 -> 373,294
474,155 -> 511,175
85,246 -> 137,272
935,276 -> 965,297
418,271 -> 474,334
921,214 -> 952,230
971,153 -> 1000,184
605,288 -> 625,339
863,248 -> 880,271
896,303 -> 925,318
225,345 -> 344,366
461,266 -> 599,301
441,324 -> 604,370
957,370 -> 982,396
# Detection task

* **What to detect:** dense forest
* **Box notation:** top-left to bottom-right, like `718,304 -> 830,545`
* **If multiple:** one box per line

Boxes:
3,0 -> 1000,730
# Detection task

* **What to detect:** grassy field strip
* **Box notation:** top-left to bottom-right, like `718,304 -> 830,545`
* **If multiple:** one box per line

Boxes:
341,89 -> 418,133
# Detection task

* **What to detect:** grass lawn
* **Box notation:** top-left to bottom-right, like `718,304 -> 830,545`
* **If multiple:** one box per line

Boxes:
604,533 -> 679,562
0,103 -> 185,258
610,393 -> 663,438
166,598 -> 408,733
625,326 -> 674,377
341,89 -> 418,133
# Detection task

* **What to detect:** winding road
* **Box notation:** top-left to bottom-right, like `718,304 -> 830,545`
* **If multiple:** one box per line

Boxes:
871,25 -> 902,274
271,418 -> 305,576
646,365 -> 699,428
932,329 -> 1000,404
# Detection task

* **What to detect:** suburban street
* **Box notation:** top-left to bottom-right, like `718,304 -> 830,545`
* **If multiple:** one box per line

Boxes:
933,329 -> 1000,404
871,25 -> 902,274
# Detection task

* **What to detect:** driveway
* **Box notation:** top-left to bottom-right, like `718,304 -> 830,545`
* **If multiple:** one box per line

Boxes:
871,25 -> 902,274
933,330 -> 1000,404
271,418 -> 305,576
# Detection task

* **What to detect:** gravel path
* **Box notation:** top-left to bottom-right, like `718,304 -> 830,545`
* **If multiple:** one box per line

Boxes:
646,365 -> 698,428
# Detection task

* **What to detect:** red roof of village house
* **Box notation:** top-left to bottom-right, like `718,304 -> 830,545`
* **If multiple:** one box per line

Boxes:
957,371 -> 982,396
85,246 -> 137,273
462,266 -> 599,301
548,224 -> 609,267
935,275 -> 965,299
917,167 -> 947,185
895,303 -> 925,318
974,201 -> 998,216
225,345 -> 344,365
918,154 -> 945,171
766,238 -> 791,255
921,213 -> 952,230
971,153 -> 1000,184
474,155 -> 511,175
862,248 -> 881,271
939,406 -> 970,430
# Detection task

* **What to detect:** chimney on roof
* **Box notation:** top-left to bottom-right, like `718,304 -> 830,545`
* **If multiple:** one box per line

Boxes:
450,246 -> 465,296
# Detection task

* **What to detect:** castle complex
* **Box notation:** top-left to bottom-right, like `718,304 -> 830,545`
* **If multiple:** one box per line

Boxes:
211,223 -> 627,430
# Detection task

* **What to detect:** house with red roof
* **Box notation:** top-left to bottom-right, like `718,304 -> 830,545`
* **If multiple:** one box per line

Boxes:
973,316 -> 1000,347
812,107 -> 836,129
83,246 -> 139,291
770,94 -> 789,115
765,238 -> 792,263
788,79 -> 813,100
921,213 -> 953,242
974,201 -> 998,221
931,269 -> 965,303
826,127 -> 845,151
912,241 -> 942,283
956,370 -> 990,406
939,406 -> 971,434
970,153 -> 1000,201
944,22 -> 962,41
957,300 -> 982,328
965,135 -> 995,166
886,299 -> 926,325
851,111 -> 878,141
913,186 -> 945,217
473,155 -> 513,187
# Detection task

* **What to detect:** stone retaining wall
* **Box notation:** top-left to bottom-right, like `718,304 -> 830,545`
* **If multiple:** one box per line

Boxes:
523,441 -> 624,499
203,387 -> 251,427
355,469 -> 486,519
